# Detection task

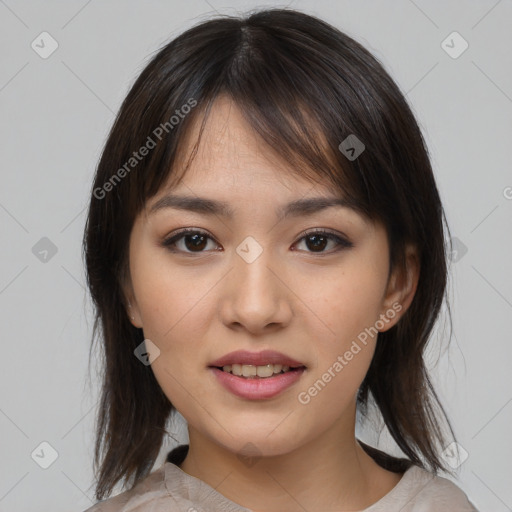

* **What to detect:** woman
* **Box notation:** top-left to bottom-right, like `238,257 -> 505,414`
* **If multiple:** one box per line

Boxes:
82,8 -> 478,511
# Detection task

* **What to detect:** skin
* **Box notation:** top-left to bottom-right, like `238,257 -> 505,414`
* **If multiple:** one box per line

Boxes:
123,95 -> 420,511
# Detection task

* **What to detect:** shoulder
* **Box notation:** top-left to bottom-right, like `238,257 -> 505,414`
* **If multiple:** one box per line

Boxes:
81,464 -> 170,512
370,465 -> 479,511
358,442 -> 479,511
81,459 -> 251,512
415,469 -> 479,511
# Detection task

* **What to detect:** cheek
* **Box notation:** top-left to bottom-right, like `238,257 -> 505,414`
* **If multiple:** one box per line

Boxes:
299,258 -> 387,346
131,248 -> 214,340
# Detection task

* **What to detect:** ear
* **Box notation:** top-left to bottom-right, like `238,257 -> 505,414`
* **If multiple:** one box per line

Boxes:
119,266 -> 143,329
378,243 -> 420,332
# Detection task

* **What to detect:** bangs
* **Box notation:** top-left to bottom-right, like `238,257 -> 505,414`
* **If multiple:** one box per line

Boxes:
125,17 -> 384,225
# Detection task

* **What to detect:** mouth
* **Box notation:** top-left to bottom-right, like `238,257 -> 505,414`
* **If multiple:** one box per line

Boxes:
208,349 -> 307,379
211,363 -> 306,379
207,350 -> 307,398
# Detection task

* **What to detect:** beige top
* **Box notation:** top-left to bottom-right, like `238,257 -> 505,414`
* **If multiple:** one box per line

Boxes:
84,459 -> 479,511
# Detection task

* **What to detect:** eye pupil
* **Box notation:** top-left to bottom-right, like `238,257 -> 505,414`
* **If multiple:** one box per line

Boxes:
186,233 -> 207,251
306,234 -> 328,252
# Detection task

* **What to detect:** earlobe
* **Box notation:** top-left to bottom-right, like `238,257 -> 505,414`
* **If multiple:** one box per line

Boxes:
120,270 -> 143,328
126,298 -> 143,328
128,301 -> 135,321
126,297 -> 142,329
379,244 -> 420,332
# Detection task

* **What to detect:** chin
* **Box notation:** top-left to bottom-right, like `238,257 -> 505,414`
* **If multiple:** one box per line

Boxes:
206,422 -> 309,459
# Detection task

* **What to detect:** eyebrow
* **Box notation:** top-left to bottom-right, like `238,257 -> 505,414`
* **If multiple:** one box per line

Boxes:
149,194 -> 360,221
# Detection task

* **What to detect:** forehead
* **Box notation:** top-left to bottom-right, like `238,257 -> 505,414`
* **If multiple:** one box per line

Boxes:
163,95 -> 336,195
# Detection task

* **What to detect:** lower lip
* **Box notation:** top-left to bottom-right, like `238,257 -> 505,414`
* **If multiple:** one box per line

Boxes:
209,367 -> 306,400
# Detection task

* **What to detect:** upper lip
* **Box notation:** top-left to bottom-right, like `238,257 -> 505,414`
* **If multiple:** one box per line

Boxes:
209,350 -> 306,368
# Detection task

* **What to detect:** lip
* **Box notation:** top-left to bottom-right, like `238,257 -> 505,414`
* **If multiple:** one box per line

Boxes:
209,366 -> 306,400
208,349 -> 306,368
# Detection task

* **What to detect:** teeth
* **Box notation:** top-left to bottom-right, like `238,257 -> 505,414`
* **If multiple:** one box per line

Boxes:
242,365 -> 256,377
221,363 -> 294,378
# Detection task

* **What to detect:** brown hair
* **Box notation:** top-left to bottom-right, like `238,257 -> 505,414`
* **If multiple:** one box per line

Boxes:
83,7 -> 457,501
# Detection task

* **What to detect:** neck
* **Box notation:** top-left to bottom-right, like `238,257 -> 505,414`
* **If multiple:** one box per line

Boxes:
178,410 -> 402,511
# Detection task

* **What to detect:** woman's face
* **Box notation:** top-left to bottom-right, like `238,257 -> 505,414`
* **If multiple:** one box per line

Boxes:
125,96 -> 415,458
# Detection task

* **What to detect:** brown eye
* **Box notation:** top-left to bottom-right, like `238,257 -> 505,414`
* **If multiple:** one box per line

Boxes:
162,229 -> 218,254
293,229 -> 353,254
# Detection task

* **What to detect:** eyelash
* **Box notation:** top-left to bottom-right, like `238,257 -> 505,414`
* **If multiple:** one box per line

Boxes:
161,228 -> 354,255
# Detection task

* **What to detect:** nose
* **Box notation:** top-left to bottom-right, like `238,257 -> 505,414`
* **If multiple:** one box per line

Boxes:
219,244 -> 293,335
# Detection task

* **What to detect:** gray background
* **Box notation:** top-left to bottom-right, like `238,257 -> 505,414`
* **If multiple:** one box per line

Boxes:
0,0 -> 511,510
